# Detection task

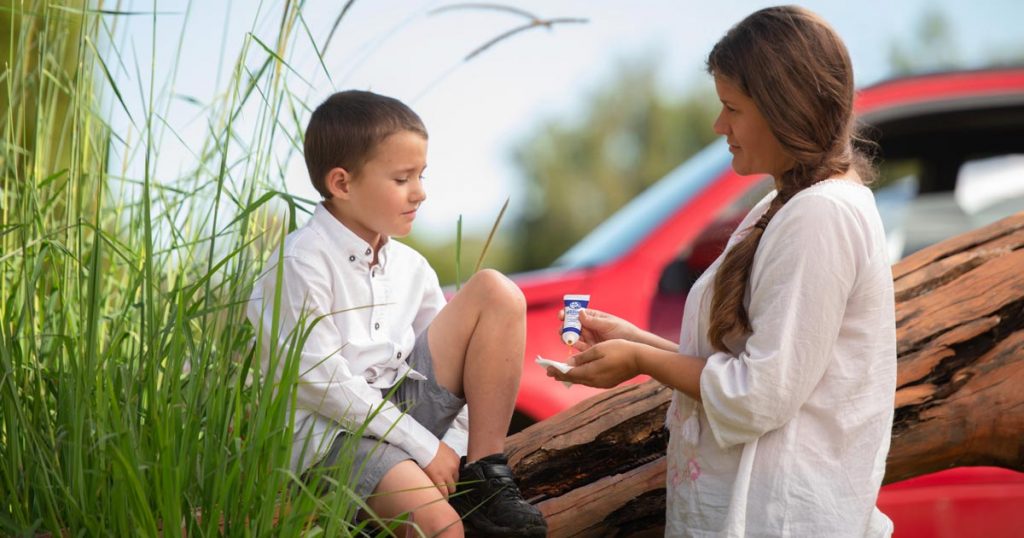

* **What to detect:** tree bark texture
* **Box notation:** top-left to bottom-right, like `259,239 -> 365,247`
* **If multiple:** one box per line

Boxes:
506,211 -> 1024,537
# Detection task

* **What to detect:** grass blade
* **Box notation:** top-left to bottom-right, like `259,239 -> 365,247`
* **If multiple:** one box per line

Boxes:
474,196 -> 508,273
84,35 -> 135,124
455,214 -> 463,291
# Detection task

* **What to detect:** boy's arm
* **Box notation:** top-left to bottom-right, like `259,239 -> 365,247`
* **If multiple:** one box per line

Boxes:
248,254 -> 442,468
411,258 -> 446,337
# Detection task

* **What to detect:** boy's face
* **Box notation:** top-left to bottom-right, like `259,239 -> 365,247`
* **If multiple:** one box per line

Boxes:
327,130 -> 428,246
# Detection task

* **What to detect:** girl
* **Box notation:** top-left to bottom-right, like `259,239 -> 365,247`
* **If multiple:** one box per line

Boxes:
548,6 -> 896,537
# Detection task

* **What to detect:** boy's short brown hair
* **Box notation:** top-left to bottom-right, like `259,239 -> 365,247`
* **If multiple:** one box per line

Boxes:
304,90 -> 428,198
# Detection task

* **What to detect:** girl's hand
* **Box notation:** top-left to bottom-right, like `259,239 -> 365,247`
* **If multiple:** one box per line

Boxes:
546,339 -> 642,389
558,308 -> 640,351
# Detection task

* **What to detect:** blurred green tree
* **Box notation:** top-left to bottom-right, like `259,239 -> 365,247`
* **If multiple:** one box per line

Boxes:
403,232 -> 516,288
888,7 -> 961,75
888,5 -> 1024,75
507,59 -> 718,272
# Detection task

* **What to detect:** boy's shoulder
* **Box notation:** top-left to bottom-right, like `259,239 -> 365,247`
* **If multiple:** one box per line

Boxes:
279,223 -> 324,258
280,225 -> 436,275
387,239 -> 436,275
269,208 -> 437,278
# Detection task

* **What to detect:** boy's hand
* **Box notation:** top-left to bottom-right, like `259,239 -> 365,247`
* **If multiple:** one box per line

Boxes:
424,441 -> 460,497
547,339 -> 642,389
558,308 -> 639,351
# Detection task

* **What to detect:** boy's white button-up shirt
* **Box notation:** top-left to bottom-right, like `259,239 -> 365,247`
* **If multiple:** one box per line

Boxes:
247,203 -> 468,472
666,179 -> 897,537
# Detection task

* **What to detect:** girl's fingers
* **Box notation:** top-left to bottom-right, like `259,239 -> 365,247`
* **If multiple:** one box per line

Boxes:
571,348 -> 599,366
546,366 -> 568,379
579,309 -> 610,332
547,366 -> 575,385
580,308 -> 603,321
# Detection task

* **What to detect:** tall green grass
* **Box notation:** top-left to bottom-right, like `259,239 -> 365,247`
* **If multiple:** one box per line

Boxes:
1,1 -> 575,535
0,1 -> 388,535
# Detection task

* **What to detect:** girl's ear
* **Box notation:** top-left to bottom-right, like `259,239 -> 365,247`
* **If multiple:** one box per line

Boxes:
324,167 -> 352,200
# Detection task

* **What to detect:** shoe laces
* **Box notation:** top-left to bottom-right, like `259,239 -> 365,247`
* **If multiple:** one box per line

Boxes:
487,476 -> 523,503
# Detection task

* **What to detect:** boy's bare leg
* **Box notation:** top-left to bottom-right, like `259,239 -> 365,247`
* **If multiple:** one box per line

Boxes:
428,269 -> 525,461
426,267 -> 546,537
366,460 -> 464,537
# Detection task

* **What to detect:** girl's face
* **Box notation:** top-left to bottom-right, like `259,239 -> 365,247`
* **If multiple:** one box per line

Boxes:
712,75 -> 795,180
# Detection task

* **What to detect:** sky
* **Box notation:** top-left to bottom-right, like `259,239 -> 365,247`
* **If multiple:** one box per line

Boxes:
109,0 -> 1024,245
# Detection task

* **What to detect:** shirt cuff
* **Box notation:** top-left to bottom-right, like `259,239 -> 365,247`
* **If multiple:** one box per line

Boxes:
441,425 -> 469,456
402,426 -> 440,467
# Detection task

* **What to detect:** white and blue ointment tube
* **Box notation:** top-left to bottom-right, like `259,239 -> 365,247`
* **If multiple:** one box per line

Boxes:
561,294 -> 591,346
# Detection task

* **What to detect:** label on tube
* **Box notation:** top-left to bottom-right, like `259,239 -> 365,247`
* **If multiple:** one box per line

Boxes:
561,294 -> 590,346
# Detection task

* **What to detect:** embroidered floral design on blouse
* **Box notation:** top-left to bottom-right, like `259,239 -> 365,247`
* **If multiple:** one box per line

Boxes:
668,460 -> 685,487
686,457 -> 702,481
677,406 -> 702,482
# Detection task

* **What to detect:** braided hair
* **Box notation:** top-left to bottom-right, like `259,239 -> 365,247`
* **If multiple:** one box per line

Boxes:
705,5 -> 876,352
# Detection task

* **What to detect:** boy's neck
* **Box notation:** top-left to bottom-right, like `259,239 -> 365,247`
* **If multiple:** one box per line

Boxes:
323,201 -> 385,262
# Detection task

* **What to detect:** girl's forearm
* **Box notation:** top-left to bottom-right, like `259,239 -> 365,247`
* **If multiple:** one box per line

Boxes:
630,327 -> 679,352
635,346 -> 705,402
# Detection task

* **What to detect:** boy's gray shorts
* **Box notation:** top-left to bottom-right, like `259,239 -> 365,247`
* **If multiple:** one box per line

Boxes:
310,328 -> 465,498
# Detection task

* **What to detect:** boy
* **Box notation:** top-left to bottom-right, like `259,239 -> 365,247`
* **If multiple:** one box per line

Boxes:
246,90 -> 546,537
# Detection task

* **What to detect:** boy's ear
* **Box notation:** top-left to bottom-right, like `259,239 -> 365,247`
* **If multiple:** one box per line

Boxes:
324,167 -> 353,200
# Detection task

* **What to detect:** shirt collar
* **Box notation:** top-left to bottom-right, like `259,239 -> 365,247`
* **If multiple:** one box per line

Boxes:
311,203 -> 391,269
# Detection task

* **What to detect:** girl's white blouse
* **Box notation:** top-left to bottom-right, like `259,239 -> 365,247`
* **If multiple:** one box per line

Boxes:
666,178 -> 897,537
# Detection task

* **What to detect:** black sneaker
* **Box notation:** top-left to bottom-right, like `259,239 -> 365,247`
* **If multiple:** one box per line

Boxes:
450,454 -> 547,537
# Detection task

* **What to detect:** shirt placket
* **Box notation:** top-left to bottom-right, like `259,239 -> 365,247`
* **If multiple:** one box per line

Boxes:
366,250 -> 387,342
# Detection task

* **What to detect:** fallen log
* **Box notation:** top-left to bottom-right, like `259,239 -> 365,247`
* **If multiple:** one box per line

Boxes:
506,211 -> 1024,537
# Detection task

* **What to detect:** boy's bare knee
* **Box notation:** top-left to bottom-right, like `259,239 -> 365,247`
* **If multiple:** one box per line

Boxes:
414,503 -> 463,536
466,269 -> 525,313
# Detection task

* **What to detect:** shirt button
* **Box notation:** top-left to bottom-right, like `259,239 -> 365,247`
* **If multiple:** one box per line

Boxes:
348,255 -> 356,262
364,248 -> 371,256
397,351 -> 402,359
374,322 -> 380,330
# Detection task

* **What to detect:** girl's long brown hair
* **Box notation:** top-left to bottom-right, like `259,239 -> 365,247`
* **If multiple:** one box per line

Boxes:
706,5 -> 876,352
